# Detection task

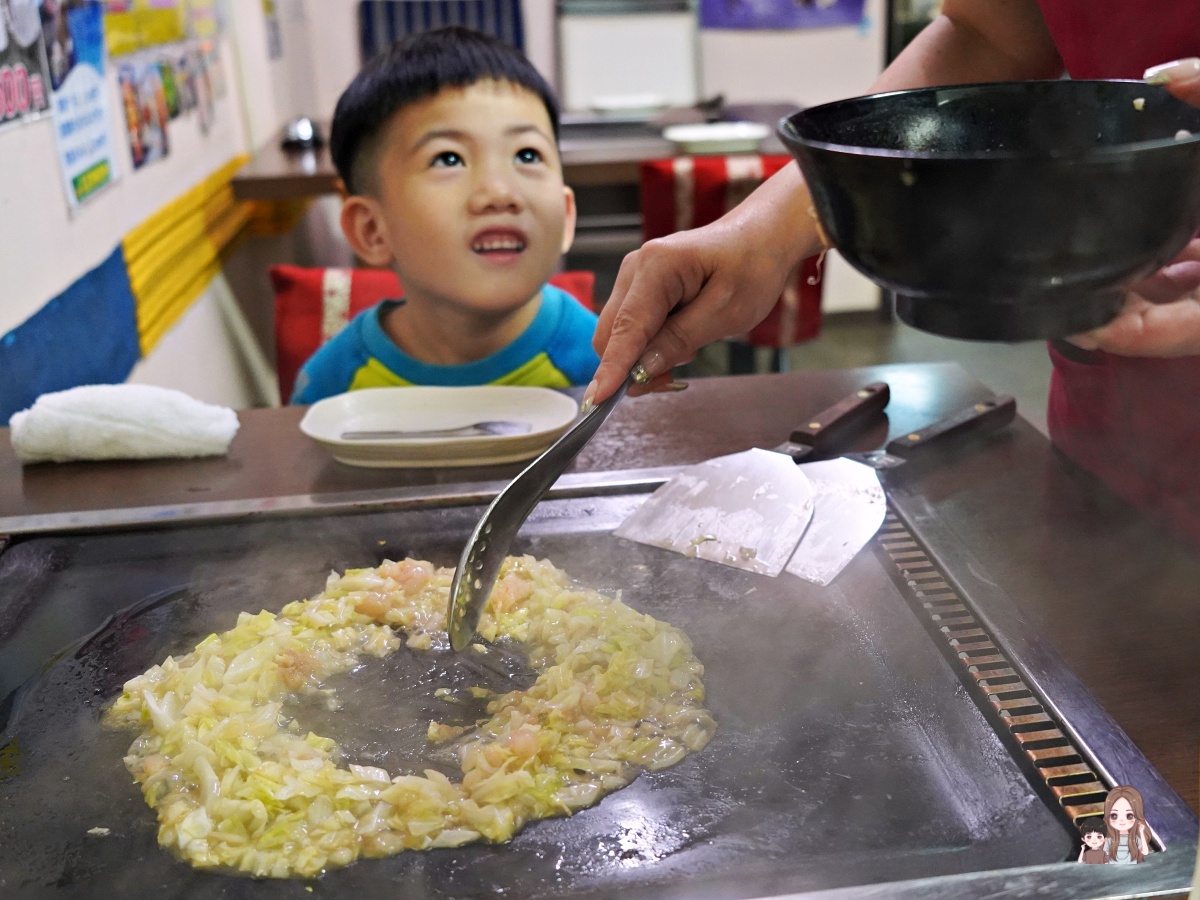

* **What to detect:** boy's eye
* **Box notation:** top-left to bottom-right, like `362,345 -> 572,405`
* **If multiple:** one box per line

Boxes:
431,151 -> 463,167
515,147 -> 543,164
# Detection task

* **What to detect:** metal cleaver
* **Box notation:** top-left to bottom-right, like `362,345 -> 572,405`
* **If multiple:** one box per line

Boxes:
614,383 -> 890,576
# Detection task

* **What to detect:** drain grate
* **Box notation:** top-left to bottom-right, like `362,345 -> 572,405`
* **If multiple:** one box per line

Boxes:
875,511 -> 1108,824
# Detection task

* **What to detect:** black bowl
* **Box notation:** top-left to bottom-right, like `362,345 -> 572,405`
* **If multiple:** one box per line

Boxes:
778,80 -> 1200,340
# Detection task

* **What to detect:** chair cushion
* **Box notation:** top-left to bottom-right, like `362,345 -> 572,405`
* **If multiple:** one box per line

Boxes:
269,266 -> 595,401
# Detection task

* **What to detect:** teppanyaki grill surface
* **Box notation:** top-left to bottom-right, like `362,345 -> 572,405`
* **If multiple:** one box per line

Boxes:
0,495 -> 1073,899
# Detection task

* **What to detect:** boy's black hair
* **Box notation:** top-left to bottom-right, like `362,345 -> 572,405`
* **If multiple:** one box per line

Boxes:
331,26 -> 560,195
1078,817 -> 1105,837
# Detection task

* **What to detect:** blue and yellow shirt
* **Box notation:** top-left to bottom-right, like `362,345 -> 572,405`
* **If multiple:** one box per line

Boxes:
291,285 -> 600,405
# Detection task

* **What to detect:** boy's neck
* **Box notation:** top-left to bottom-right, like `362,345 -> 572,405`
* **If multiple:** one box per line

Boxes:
382,290 -> 543,366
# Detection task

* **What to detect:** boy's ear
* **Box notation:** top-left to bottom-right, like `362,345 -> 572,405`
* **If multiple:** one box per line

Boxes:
559,185 -> 577,255
340,195 -> 395,267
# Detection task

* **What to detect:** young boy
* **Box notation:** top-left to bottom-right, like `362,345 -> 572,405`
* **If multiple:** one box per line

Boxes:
1077,817 -> 1107,864
291,27 -> 598,404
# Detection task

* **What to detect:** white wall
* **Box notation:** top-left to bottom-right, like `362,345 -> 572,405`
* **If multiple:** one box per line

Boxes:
0,5 -> 317,410
225,0 -> 319,151
700,0 -> 887,107
127,273 -> 280,408
299,0 -> 559,123
0,44 -> 245,337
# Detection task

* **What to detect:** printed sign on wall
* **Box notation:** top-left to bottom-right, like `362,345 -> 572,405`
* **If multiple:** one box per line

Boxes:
117,53 -> 170,168
105,0 -> 187,57
186,0 -> 222,39
0,0 -> 53,130
700,0 -> 866,30
52,1 -> 121,210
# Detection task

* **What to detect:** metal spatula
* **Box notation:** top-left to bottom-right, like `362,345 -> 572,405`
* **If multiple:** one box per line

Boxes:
786,395 -> 1018,586
615,383 -> 891,577
446,373 -> 637,651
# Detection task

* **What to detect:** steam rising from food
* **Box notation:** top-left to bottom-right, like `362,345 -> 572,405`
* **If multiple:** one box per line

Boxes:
104,556 -> 715,877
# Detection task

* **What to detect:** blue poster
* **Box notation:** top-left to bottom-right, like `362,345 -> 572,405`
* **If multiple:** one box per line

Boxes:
700,0 -> 866,30
51,1 -> 119,209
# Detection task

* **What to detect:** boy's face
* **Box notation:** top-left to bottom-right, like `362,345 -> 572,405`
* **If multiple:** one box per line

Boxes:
1083,831 -> 1106,849
342,79 -> 575,317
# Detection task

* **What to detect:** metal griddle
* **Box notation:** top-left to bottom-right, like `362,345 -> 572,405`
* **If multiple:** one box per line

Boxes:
0,472 -> 1195,899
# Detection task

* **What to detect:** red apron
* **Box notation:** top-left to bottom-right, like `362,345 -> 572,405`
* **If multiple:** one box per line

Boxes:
1037,0 -> 1200,546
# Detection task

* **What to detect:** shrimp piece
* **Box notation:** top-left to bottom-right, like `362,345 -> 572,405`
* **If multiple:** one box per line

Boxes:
489,574 -> 534,615
276,649 -> 318,689
505,726 -> 540,759
378,559 -> 433,595
354,593 -> 391,620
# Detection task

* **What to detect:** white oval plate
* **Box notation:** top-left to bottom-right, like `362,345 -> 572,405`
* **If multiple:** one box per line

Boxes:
299,386 -> 580,468
663,122 -> 771,155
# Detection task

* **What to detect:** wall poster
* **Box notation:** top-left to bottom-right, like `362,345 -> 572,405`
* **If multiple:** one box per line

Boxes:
699,0 -> 866,30
117,52 -> 170,167
114,30 -> 216,167
50,1 -> 120,210
185,0 -> 223,40
104,0 -> 186,57
0,0 -> 53,130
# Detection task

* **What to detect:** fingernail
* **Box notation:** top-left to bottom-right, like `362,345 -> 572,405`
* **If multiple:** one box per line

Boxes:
1145,58 -> 1200,84
580,381 -> 597,414
666,381 -> 689,392
632,350 -> 665,385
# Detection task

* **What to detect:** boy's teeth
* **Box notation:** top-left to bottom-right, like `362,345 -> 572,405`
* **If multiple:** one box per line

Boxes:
475,238 -> 524,251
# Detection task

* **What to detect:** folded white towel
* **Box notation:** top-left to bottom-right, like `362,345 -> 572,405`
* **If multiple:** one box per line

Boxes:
9,384 -> 240,463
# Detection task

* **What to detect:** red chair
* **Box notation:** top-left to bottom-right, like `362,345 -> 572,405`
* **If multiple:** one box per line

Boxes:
268,265 -> 595,401
640,155 -> 822,373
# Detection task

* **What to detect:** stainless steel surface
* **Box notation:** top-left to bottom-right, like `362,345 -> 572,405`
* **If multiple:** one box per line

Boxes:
446,374 -> 633,651
767,846 -> 1196,900
887,483 -> 1200,848
340,421 -> 533,440
0,467 -> 676,537
0,482 -> 1193,899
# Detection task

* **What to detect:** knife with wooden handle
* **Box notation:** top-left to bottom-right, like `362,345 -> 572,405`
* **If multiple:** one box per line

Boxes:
844,395 -> 1017,469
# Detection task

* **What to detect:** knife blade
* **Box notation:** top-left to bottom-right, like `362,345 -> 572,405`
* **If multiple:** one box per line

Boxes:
842,395 -> 1017,470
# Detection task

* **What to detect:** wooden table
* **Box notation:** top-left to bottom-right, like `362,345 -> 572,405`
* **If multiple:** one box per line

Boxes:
2,363 -> 1198,823
231,105 -> 797,201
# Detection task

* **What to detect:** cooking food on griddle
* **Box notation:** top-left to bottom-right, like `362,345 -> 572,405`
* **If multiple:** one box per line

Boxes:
104,556 -> 715,878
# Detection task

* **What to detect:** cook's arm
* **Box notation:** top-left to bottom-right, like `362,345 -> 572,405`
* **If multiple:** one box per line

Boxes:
585,0 -> 1062,403
1070,60 -> 1200,357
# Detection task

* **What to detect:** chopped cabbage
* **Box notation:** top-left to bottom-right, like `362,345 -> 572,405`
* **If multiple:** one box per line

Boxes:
105,556 -> 715,877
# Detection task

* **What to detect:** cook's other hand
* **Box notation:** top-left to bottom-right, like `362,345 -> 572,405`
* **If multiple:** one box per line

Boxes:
584,166 -> 821,405
1069,59 -> 1200,356
1070,238 -> 1200,355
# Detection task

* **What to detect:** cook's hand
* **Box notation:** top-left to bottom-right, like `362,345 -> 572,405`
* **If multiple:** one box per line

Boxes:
1069,59 -> 1200,356
1070,238 -> 1200,355
585,167 -> 820,405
